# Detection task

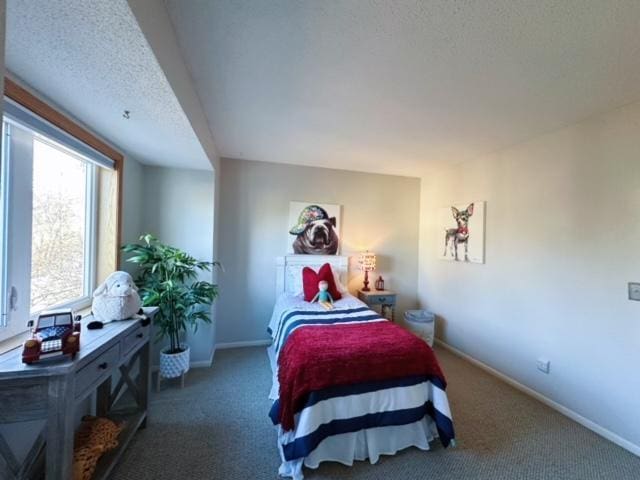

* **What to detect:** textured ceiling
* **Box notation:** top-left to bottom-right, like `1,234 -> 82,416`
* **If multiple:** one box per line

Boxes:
166,0 -> 640,176
6,0 -> 211,170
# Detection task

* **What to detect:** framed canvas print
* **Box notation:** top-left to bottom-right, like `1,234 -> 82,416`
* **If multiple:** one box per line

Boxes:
287,202 -> 341,255
438,201 -> 485,263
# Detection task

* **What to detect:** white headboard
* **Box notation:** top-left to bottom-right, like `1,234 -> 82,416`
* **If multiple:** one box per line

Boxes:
276,255 -> 349,297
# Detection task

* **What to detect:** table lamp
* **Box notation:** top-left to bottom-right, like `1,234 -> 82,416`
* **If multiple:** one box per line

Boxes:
358,251 -> 376,292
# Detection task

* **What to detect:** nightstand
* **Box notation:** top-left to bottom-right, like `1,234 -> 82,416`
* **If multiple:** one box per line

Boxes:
358,290 -> 397,321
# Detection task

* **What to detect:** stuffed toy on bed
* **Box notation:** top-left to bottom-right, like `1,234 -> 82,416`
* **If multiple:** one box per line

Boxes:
311,280 -> 334,310
91,271 -> 142,327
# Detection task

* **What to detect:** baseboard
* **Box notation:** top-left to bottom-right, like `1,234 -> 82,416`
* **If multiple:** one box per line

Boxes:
149,340 -> 271,370
435,338 -> 640,457
190,359 -> 213,368
215,339 -> 272,350
151,359 -> 213,372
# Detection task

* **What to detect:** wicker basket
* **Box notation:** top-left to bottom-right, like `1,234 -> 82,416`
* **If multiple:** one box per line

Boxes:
73,416 -> 124,480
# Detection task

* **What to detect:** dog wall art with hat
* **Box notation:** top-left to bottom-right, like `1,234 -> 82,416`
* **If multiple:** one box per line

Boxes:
288,202 -> 341,255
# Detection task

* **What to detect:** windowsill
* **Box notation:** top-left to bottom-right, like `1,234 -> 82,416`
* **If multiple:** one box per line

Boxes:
0,330 -> 30,355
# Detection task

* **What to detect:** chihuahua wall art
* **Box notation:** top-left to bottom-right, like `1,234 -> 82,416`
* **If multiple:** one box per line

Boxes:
439,201 -> 485,263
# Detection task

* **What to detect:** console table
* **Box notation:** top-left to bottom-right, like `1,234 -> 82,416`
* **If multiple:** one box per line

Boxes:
0,307 -> 157,479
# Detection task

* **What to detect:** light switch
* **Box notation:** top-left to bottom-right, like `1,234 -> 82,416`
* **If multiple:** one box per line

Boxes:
628,283 -> 640,301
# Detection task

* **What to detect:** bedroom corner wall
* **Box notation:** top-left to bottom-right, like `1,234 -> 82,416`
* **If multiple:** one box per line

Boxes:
141,166 -> 216,365
121,155 -> 145,248
418,100 -> 640,451
218,158 -> 421,345
126,165 -> 217,366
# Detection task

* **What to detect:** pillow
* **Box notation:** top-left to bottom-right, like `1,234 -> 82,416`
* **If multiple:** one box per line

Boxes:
302,263 -> 343,302
333,270 -> 349,294
293,268 -> 347,297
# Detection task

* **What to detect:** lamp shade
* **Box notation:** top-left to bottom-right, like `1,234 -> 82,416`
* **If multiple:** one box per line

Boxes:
358,251 -> 376,272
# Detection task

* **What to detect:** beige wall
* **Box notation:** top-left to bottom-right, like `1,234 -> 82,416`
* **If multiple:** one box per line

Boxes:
418,100 -> 640,452
218,158 -> 421,344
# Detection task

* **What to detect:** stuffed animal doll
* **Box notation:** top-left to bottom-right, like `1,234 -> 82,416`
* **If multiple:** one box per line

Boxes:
311,280 -> 334,310
91,271 -> 142,327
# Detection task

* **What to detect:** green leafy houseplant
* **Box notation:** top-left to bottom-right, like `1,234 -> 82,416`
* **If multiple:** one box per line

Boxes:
121,234 -> 220,354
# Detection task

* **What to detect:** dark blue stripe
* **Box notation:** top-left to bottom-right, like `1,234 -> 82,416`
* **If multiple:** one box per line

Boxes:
282,401 -> 453,461
274,307 -> 370,346
270,375 -> 435,425
303,375 -> 431,410
430,375 -> 446,390
267,326 -> 273,335
276,314 -> 382,352
433,408 -> 455,447
273,307 -> 370,347
269,399 -> 280,425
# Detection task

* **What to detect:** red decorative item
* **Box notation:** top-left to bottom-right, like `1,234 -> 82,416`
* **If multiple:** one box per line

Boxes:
375,276 -> 385,291
277,321 -> 446,431
22,309 -> 81,364
302,263 -> 342,302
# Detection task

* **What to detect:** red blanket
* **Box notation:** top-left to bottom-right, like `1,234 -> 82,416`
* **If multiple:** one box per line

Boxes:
277,321 -> 446,431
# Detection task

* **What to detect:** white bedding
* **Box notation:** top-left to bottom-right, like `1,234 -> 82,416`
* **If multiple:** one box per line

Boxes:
267,292 -> 369,400
267,291 -> 365,340
267,292 -> 455,480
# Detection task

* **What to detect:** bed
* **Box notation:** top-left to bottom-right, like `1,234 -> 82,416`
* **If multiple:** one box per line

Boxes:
267,255 -> 455,480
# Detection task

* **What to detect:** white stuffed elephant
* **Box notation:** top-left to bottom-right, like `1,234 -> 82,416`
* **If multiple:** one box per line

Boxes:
92,271 -> 142,323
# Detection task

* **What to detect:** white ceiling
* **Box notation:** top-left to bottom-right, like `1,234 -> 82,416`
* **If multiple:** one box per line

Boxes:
165,0 -> 640,177
5,0 -> 211,170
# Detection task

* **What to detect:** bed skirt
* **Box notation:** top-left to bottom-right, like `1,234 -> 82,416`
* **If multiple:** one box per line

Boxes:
269,345 -> 449,480
277,416 -> 439,480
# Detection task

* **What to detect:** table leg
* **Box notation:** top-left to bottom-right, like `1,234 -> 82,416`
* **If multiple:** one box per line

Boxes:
46,374 -> 75,480
139,341 -> 151,428
381,304 -> 395,322
96,377 -> 112,417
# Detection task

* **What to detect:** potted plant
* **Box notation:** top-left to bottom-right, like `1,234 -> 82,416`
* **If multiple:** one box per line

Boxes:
121,234 -> 219,381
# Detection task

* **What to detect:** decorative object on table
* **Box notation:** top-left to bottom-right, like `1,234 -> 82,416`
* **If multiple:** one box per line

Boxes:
311,280 -> 334,310
288,202 -> 341,255
122,234 -> 220,390
358,251 -> 376,292
22,308 -> 81,364
91,271 -> 142,326
73,415 -> 124,480
404,310 -> 436,347
302,263 -> 343,302
439,201 -> 485,263
375,275 -> 385,291
358,289 -> 396,322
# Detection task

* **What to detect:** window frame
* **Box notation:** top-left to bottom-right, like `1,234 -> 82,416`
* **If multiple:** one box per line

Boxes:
0,78 -> 124,346
1,115 -> 100,337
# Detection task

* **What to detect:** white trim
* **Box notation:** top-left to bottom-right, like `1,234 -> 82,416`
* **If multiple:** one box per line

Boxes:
151,359 -> 215,372
215,339 -> 272,350
435,338 -> 640,457
276,255 -> 349,298
3,98 -> 116,170
189,359 -> 214,368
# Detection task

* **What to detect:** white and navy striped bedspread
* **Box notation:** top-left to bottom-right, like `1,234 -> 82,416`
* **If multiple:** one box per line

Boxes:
267,293 -> 456,474
269,305 -> 386,357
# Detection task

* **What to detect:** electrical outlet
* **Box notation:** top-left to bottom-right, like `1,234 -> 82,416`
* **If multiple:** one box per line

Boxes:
536,358 -> 550,374
629,283 -> 640,301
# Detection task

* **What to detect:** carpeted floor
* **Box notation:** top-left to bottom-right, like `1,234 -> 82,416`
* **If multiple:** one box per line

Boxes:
112,346 -> 640,479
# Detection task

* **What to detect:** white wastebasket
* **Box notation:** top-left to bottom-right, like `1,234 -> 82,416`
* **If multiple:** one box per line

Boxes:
404,310 -> 435,347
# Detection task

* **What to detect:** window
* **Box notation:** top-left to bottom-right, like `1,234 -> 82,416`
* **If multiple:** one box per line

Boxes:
0,96 -> 114,343
29,137 -> 96,313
